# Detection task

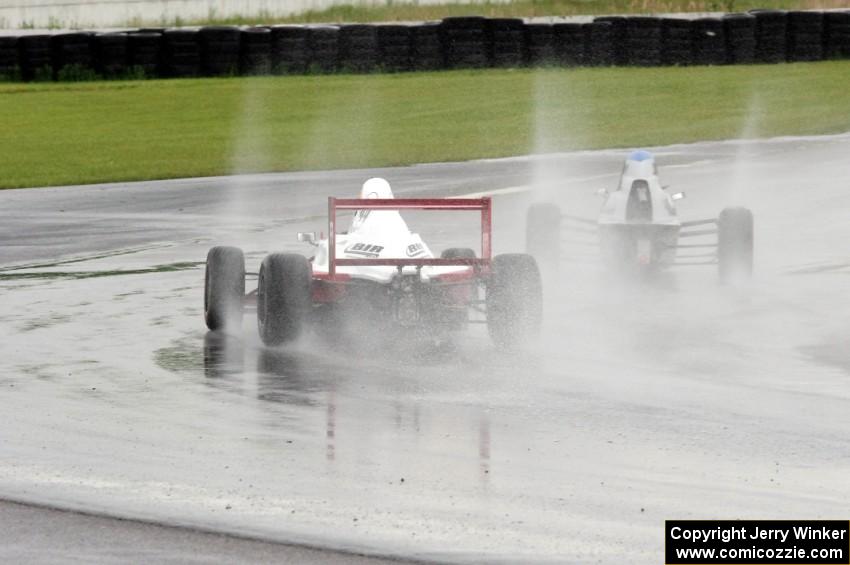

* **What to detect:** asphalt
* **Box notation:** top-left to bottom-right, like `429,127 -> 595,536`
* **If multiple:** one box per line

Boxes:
1,134 -> 849,564
0,499 -> 412,564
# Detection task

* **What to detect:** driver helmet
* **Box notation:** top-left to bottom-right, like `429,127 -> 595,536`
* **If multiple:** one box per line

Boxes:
360,177 -> 394,199
351,177 -> 394,232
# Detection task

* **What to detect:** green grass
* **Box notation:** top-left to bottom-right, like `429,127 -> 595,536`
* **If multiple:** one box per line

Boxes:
2,61 -> 850,189
144,0 -> 850,27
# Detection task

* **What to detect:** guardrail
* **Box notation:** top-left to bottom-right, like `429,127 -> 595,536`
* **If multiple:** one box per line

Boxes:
0,11 -> 848,82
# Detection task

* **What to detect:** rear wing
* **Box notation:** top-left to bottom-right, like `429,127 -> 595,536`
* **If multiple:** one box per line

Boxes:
328,197 -> 492,277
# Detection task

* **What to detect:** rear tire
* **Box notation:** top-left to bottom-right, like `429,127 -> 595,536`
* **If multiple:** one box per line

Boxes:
257,253 -> 312,346
718,207 -> 753,284
486,253 -> 542,348
526,202 -> 561,271
441,247 -> 476,259
204,246 -> 245,331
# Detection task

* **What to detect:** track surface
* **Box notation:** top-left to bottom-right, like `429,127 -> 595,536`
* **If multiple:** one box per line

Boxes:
1,135 -> 848,563
0,499 -> 402,564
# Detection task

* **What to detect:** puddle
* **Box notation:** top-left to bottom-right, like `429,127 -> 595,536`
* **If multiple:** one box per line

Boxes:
16,364 -> 55,380
150,316 -> 171,327
154,336 -> 206,373
20,313 -> 71,332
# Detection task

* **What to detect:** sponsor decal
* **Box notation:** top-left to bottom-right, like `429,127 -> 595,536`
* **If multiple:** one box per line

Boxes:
406,243 -> 425,257
344,243 -> 384,257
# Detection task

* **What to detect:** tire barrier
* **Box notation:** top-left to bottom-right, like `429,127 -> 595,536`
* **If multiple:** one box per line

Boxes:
692,17 -> 726,66
377,25 -> 412,72
308,26 -> 339,73
724,13 -> 757,64
410,23 -> 442,71
0,36 -> 19,79
338,24 -> 379,73
752,10 -> 788,63
127,32 -> 160,77
583,21 -> 615,66
624,17 -> 663,66
199,26 -> 240,76
2,11 -> 849,83
240,27 -> 272,75
271,25 -> 309,74
489,18 -> 525,68
441,16 -> 489,69
526,23 -> 556,65
662,18 -> 693,66
161,29 -> 201,78
94,33 -> 129,78
787,11 -> 824,61
594,16 -> 628,65
18,34 -> 52,81
51,32 -> 95,79
825,11 -> 850,59
554,23 -> 584,66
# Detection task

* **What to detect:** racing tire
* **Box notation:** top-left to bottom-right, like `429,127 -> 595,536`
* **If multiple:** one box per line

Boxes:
718,207 -> 753,284
486,253 -> 543,349
257,253 -> 312,346
204,246 -> 245,331
441,247 -> 476,259
526,202 -> 562,270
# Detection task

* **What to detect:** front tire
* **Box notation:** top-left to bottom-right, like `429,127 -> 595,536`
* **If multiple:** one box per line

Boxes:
257,253 -> 312,346
204,246 -> 245,331
718,207 -> 753,284
486,253 -> 543,348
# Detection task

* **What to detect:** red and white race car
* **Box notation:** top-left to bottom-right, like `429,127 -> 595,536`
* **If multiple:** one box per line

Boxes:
204,178 -> 542,348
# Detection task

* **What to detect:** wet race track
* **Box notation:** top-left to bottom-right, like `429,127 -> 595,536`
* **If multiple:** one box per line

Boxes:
0,136 -> 848,563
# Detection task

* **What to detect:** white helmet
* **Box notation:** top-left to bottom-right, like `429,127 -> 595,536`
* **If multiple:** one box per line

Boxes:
359,177 -> 394,199
350,177 -> 404,234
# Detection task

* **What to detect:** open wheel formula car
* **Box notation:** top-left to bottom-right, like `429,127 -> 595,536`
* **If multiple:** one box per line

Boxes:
204,178 -> 542,348
526,150 -> 754,283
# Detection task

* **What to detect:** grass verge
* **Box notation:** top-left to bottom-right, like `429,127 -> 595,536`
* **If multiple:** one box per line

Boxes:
2,61 -> 849,189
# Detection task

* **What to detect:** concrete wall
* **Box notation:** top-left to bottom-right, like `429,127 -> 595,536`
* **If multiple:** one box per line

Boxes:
0,0 -> 505,29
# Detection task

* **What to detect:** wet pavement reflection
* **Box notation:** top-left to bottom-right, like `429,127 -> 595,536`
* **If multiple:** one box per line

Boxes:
202,330 -> 495,483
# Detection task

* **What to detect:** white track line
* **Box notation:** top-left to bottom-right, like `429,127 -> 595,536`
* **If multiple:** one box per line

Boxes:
454,172 -> 617,199
453,185 -> 530,199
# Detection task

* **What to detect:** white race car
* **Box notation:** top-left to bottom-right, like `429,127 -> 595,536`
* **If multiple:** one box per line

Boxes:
204,178 -> 542,347
526,150 -> 754,282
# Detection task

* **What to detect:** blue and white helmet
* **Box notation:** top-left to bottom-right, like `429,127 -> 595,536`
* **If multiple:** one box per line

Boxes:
622,150 -> 658,180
